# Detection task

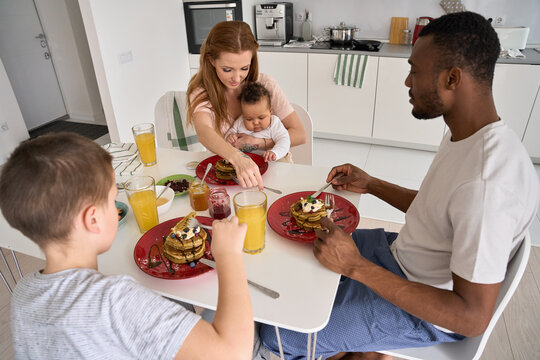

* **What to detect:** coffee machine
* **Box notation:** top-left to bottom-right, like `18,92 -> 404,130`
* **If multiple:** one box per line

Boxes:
255,3 -> 293,46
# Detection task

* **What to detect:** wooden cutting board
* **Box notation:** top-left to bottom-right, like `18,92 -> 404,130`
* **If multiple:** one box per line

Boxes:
389,17 -> 409,44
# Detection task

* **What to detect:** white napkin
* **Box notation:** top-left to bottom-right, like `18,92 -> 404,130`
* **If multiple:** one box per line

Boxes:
102,143 -> 143,183
500,48 -> 525,59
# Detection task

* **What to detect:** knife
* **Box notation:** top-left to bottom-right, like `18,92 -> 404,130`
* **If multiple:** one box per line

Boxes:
230,175 -> 282,195
199,258 -> 280,299
311,173 -> 344,198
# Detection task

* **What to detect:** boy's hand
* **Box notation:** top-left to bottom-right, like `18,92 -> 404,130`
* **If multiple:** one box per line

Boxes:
210,216 -> 247,261
263,151 -> 276,162
226,133 -> 238,146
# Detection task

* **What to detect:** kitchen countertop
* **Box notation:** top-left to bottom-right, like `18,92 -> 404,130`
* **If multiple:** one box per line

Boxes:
258,42 -> 540,65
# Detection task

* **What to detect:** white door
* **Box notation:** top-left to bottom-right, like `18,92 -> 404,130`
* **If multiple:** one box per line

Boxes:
0,0 -> 66,130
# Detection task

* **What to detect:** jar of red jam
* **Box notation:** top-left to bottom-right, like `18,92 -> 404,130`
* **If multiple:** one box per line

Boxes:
189,179 -> 210,211
208,187 -> 231,219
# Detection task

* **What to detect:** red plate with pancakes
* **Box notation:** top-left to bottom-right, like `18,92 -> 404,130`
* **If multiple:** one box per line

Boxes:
133,216 -> 214,280
267,191 -> 360,243
195,153 -> 268,185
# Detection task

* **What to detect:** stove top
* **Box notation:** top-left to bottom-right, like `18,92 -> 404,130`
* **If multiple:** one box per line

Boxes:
311,40 -> 382,52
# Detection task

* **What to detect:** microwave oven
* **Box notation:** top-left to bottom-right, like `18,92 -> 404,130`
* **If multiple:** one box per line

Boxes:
183,0 -> 243,54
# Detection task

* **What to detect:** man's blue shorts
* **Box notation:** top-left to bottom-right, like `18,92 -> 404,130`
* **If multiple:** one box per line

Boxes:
259,228 -> 464,360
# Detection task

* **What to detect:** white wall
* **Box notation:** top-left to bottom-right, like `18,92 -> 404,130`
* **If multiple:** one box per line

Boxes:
250,0 -> 540,45
78,0 -> 192,143
0,58 -> 29,165
35,0 -> 104,125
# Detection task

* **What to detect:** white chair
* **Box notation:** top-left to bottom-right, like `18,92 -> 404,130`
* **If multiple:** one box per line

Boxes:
290,103 -> 313,166
380,231 -> 532,360
154,91 -> 206,152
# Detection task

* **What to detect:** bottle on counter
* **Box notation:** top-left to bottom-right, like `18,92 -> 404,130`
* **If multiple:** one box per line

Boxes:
401,29 -> 412,45
302,10 -> 312,41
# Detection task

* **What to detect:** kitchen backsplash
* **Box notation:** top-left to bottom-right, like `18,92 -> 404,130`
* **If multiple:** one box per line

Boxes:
243,0 -> 539,45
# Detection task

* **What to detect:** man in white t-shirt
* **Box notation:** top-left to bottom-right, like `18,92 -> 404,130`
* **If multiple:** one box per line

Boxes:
260,11 -> 539,360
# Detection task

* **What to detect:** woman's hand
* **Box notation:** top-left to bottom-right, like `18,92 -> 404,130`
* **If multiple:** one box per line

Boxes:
326,163 -> 372,194
230,151 -> 264,190
234,134 -> 266,150
211,216 -> 247,260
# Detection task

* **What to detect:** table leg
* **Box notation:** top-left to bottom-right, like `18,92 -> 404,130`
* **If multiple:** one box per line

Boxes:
0,248 -> 17,284
307,332 -> 312,360
10,250 -> 23,279
275,326 -> 285,360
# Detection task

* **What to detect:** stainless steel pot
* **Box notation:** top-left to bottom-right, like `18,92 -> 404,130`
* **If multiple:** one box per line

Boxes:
326,22 -> 360,44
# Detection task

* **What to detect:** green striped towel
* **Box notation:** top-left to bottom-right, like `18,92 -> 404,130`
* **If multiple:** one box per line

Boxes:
333,54 -> 368,88
102,142 -> 143,183
163,92 -> 206,152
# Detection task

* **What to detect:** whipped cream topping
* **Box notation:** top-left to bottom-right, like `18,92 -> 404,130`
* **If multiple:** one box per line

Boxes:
172,225 -> 201,240
300,197 -> 324,213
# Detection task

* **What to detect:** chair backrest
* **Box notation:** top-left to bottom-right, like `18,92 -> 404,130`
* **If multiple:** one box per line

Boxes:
380,232 -> 532,360
289,103 -> 313,166
154,91 -> 206,152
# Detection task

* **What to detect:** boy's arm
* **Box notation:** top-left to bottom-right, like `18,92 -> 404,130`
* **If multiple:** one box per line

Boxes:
175,218 -> 253,360
266,116 -> 291,160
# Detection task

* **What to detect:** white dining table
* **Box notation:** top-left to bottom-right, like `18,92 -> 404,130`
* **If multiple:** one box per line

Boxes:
0,147 -> 361,359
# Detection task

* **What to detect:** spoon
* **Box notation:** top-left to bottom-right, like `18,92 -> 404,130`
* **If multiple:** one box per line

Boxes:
156,183 -> 170,200
200,163 -> 212,186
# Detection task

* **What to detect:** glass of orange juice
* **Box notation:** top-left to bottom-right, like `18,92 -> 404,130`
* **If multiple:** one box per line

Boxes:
233,190 -> 267,254
125,176 -> 159,232
132,123 -> 156,166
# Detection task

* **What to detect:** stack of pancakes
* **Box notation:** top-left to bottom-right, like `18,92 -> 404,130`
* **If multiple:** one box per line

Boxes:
215,159 -> 237,180
290,197 -> 327,230
163,212 -> 207,264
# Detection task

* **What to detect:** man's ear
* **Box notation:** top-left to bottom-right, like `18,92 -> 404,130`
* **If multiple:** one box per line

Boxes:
81,204 -> 100,234
446,66 -> 462,90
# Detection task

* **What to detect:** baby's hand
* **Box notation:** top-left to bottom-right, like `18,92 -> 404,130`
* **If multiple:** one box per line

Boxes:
211,216 -> 247,260
226,133 -> 238,145
263,151 -> 277,162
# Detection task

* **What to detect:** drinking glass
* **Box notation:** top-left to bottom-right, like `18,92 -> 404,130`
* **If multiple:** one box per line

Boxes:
132,123 -> 156,166
233,190 -> 267,254
125,176 -> 159,232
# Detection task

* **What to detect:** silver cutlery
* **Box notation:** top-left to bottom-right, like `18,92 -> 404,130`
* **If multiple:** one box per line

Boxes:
325,193 -> 335,219
200,163 -> 212,186
311,173 -> 344,198
199,258 -> 280,299
230,175 -> 282,194
187,217 -> 212,230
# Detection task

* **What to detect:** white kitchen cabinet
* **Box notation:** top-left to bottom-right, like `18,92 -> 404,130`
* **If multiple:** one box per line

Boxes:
492,64 -> 540,139
257,52 -> 308,110
373,57 -> 445,147
523,85 -> 540,160
307,53 -> 378,138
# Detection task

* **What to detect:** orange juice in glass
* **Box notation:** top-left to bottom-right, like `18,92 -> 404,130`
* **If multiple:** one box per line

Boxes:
233,190 -> 267,254
132,123 -> 156,166
125,176 -> 159,232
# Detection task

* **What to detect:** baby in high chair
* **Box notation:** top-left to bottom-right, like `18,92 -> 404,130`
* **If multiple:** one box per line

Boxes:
226,82 -> 291,162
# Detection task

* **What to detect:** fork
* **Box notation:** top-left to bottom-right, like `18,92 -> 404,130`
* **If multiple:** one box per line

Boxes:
325,194 -> 335,220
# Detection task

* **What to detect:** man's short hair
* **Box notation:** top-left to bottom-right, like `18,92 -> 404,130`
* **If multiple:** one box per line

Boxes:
239,82 -> 272,109
419,11 -> 500,88
0,133 -> 113,247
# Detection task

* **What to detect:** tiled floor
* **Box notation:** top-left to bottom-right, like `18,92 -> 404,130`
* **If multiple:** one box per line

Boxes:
313,138 -> 540,246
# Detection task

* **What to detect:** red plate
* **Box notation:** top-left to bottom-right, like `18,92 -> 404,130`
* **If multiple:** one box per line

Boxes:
196,153 -> 269,185
267,191 -> 360,243
133,216 -> 214,280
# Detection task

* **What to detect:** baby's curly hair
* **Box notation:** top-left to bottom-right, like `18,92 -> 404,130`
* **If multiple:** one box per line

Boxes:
239,82 -> 271,109
419,11 -> 500,88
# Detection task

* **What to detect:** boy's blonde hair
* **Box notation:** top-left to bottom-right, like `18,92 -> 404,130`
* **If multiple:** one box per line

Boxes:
0,133 -> 114,247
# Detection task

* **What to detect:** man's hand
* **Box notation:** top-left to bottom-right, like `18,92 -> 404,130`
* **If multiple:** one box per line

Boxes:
313,217 -> 364,276
263,151 -> 276,162
326,163 -> 372,194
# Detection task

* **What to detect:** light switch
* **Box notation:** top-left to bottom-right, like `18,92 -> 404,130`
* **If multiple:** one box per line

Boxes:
118,51 -> 133,64
0,122 -> 8,133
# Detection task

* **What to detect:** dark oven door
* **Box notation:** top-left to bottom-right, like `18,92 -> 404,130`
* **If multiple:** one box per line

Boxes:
183,0 -> 243,54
